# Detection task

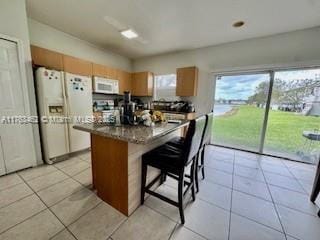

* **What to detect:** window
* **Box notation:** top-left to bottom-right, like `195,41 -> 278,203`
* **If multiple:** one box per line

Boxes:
154,74 -> 178,101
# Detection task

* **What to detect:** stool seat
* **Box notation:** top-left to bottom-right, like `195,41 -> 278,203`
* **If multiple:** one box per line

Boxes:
167,136 -> 185,148
143,144 -> 183,174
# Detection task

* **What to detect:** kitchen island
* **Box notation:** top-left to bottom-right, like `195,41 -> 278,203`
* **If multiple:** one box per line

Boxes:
74,121 -> 188,216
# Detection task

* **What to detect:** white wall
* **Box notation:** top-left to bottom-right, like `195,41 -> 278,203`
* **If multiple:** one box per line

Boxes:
28,19 -> 132,72
133,27 -> 320,114
0,0 -> 41,164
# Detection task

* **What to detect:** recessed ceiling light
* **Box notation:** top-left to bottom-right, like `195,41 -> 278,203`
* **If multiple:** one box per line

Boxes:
233,21 -> 245,28
120,29 -> 138,39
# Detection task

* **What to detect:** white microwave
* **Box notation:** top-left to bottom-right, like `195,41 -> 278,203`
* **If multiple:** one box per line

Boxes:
93,76 -> 119,94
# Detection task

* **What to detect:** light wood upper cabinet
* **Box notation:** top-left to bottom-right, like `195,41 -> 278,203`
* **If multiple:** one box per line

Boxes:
118,70 -> 132,94
30,45 -> 63,71
176,66 -> 198,96
92,63 -> 118,79
106,66 -> 118,79
92,63 -> 107,78
30,46 -> 156,96
132,72 -> 154,96
63,55 -> 92,76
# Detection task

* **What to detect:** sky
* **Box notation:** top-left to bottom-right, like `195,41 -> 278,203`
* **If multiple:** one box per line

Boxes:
215,69 -> 320,100
215,74 -> 269,100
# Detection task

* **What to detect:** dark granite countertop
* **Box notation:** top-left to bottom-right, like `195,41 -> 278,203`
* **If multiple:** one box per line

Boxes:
73,121 -> 189,144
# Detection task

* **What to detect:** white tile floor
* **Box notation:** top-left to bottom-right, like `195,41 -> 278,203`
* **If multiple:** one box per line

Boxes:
0,146 -> 320,240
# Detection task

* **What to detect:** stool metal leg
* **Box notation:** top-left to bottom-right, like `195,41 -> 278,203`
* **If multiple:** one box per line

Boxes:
178,171 -> 185,224
191,159 -> 196,200
160,170 -> 167,184
195,154 -> 199,193
201,146 -> 205,179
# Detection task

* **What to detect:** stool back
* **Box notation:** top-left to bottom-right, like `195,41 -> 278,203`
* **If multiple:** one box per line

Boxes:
202,112 -> 213,146
183,115 -> 207,165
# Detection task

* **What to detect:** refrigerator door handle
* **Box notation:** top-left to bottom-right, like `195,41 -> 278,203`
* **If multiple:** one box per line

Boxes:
61,72 -> 70,153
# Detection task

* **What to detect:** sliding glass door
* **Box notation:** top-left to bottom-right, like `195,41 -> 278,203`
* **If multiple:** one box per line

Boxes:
212,68 -> 320,164
264,69 -> 320,163
212,73 -> 271,152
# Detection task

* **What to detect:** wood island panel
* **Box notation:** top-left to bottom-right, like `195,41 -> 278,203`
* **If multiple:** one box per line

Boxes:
91,134 -> 129,215
90,129 -> 180,216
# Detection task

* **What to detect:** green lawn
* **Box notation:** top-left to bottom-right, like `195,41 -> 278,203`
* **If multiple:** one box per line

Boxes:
212,105 -> 320,156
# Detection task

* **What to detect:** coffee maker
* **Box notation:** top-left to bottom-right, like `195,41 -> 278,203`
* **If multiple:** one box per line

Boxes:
121,91 -> 136,125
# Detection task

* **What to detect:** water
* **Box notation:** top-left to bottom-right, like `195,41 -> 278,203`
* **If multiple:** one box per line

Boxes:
213,105 -> 234,116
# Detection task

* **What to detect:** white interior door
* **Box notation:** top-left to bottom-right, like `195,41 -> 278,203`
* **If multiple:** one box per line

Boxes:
0,38 -> 35,174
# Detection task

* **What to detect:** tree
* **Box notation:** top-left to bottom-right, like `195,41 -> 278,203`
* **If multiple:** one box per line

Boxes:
248,77 -> 320,110
276,78 -> 320,109
248,81 -> 269,106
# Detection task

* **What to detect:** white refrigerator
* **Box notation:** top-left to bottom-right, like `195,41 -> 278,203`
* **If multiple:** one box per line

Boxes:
36,68 -> 92,164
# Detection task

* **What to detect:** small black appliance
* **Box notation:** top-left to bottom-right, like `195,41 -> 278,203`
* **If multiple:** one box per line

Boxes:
121,91 -> 136,125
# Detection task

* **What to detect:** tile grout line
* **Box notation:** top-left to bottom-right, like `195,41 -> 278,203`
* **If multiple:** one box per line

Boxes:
0,155 -> 93,239
234,156 -> 311,195
282,161 -> 312,195
60,166 -> 91,182
226,151 -> 319,233
53,160 -> 90,173
0,190 -> 34,210
48,228 -> 68,240
26,171 -> 71,193
227,150 -> 235,240
18,172 -> 81,240
196,173 -> 233,189
167,223 -> 179,240
230,211 -> 287,235
49,201 -> 104,240
144,189 -> 194,224
229,152 -> 295,235
182,226 -> 211,240
0,208 -> 50,236
266,182 -> 308,195
135,177 -> 205,240
148,184 -> 234,224
259,159 -> 289,240
17,167 -> 59,182
33,177 -> 84,202
52,157 -> 92,187
207,148 -> 318,238
143,201 -> 210,240
52,155 -> 90,170
0,180 -> 25,192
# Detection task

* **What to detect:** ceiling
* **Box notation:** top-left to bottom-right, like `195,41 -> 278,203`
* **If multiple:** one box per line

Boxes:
26,0 -> 320,59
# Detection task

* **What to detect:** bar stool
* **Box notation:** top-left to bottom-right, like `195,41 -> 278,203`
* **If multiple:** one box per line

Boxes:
141,116 -> 207,224
166,113 -> 213,192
